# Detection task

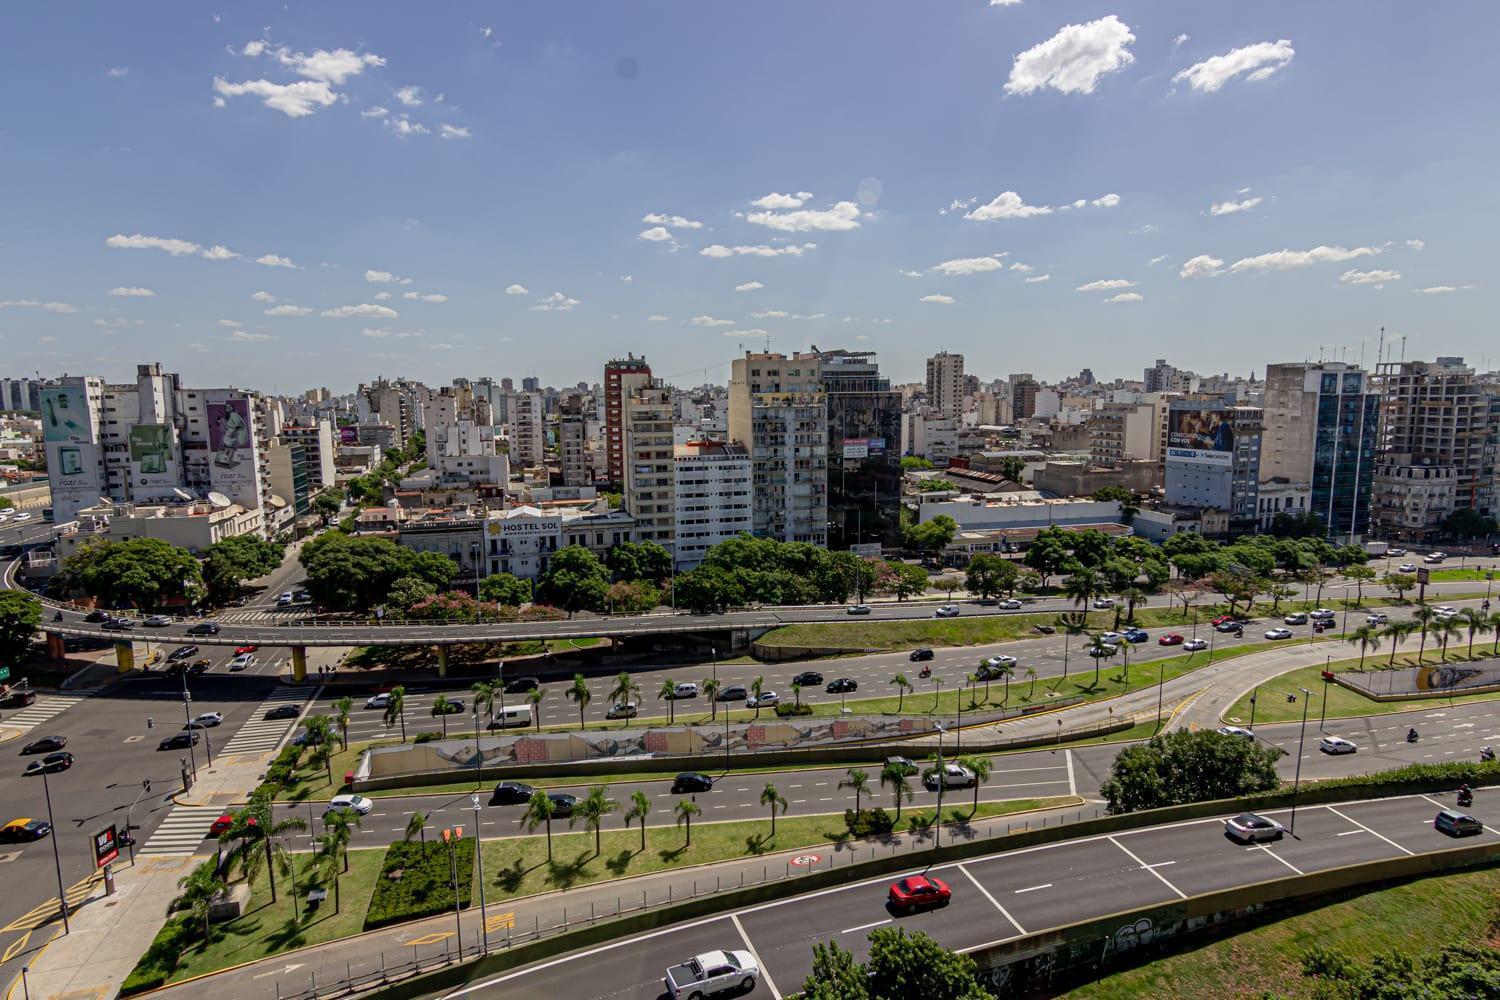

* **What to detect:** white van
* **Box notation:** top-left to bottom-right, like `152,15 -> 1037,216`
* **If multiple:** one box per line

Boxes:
488,704 -> 532,730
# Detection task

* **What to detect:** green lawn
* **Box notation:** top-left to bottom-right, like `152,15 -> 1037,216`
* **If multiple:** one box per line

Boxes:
1062,866 -> 1500,999
1426,567 -> 1498,583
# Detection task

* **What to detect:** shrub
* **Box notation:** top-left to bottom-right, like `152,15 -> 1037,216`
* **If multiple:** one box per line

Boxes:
364,838 -> 475,930
413,732 -> 438,744
120,917 -> 193,995
774,702 -> 814,718
844,807 -> 894,838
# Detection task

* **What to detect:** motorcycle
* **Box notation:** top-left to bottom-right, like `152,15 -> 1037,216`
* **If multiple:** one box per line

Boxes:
1481,746 -> 1495,762
1407,728 -> 1419,743
1458,788 -> 1474,808
918,666 -> 932,680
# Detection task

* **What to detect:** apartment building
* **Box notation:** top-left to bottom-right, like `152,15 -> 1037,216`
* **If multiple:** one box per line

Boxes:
673,440 -> 752,568
1089,402 -> 1156,467
622,380 -> 676,551
925,351 -> 965,420
279,419 -> 337,488
558,394 -> 592,487
1163,399 -> 1263,530
819,349 -> 902,549
728,352 -> 827,545
508,390 -> 545,470
604,355 -> 651,487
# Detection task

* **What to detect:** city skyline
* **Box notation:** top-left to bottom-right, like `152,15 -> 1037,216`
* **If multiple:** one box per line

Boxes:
2,2 -> 1496,390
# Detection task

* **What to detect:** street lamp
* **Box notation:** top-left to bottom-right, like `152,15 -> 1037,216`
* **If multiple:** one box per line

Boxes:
470,793 -> 488,955
933,722 -> 946,849
1288,686 -> 1313,838
180,671 -> 199,778
40,766 -> 70,934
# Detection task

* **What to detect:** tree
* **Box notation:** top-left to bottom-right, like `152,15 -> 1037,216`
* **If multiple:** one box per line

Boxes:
888,562 -> 930,602
565,673 -> 592,730
1346,625 -> 1381,670
299,533 -> 455,612
1298,941 -> 1500,999
675,798 -> 700,848
880,760 -> 913,819
404,810 -> 428,852
318,807 -> 361,912
1024,665 -> 1037,699
956,755 -> 991,816
1209,570 -> 1257,616
903,514 -> 957,554
1266,582 -> 1299,613
1023,528 -> 1072,586
218,789 -> 304,904
1087,634 -> 1117,689
1382,620 -> 1412,666
1119,586 -> 1147,624
536,545 -> 611,613
997,455 -> 1026,483
964,554 -> 1018,601
430,695 -> 455,738
750,675 -> 765,719
890,673 -> 912,713
607,671 -> 639,726
1442,506 -> 1498,540
1269,509 -> 1326,538
303,715 -> 335,782
311,491 -> 342,525
802,940 -> 871,1000
1100,729 -> 1281,813
900,456 -> 934,471
1458,607 -> 1490,658
658,678 -> 678,724
605,580 -> 660,615
577,785 -> 616,856
840,768 -> 870,816
606,540 -> 672,584
671,564 -> 745,614
760,781 -> 788,836
524,788 -> 557,861
202,534 -> 284,599
791,680 -> 803,710
1383,572 -> 1417,602
624,789 -> 651,853
1435,617 -> 1464,661
1411,605 -> 1436,663
1064,567 -> 1100,616
478,572 -> 532,607
0,590 -> 41,667
701,676 -> 720,721
934,575 -> 962,599
1490,612 -> 1500,655
386,576 -> 437,612
383,685 -> 407,742
1093,485 -> 1139,522
55,537 -> 204,609
865,927 -> 992,1000
176,860 -> 228,942
333,696 -> 353,750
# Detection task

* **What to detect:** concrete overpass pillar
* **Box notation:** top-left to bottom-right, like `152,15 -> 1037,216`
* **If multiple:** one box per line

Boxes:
436,646 -> 449,678
291,646 -> 308,684
115,641 -> 135,674
46,633 -> 66,661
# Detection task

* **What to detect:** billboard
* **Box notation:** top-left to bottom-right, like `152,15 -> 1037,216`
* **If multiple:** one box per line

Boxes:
339,425 -> 358,446
840,438 -> 888,460
1168,409 -> 1234,453
40,386 -> 90,443
51,442 -> 100,490
207,398 -> 258,504
93,825 -> 119,868
128,423 -> 180,494
1166,446 -> 1232,467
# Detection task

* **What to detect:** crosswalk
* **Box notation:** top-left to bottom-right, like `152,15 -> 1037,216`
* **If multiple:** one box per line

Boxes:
218,685 -> 316,755
137,804 -> 222,857
1,692 -> 90,733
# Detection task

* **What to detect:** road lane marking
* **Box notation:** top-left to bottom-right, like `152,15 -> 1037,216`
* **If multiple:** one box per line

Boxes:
1065,749 -> 1076,796
956,864 -> 1026,936
841,918 -> 891,935
1108,837 -> 1186,899
1013,883 -> 1052,894
405,931 -> 454,946
1323,806 -> 1414,856
1255,845 -> 1304,876
1336,829 -> 1364,836
730,913 -> 781,999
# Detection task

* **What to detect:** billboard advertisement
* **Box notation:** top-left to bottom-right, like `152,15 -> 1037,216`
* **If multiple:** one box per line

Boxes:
40,386 -> 90,443
1168,409 -> 1234,453
51,442 -> 100,490
128,424 -> 179,493
1166,446 -> 1232,467
93,825 -> 119,869
841,440 -> 869,460
207,397 -> 259,504
339,425 -> 358,446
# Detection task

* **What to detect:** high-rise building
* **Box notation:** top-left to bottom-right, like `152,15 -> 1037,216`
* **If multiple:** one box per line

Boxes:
1089,402 -> 1156,467
622,380 -> 676,550
605,354 -> 651,486
1164,399 -> 1263,531
0,377 -> 45,413
508,391 -> 545,470
266,441 -> 311,517
673,441 -> 752,568
925,351 -> 965,419
558,394 -> 591,487
728,351 -> 827,545
1144,359 -> 1181,393
817,349 -> 902,548
1261,362 -> 1379,542
280,419 -> 338,488
1012,378 -> 1040,420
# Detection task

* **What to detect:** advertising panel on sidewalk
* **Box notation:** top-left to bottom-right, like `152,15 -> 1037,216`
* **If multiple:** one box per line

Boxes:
93,825 -> 118,868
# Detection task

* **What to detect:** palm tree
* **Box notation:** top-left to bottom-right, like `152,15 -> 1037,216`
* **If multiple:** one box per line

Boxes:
659,678 -> 678,724
791,680 -> 803,710
760,782 -> 787,836
577,785 -> 616,856
316,808 -> 359,913
701,677 -> 720,721
1087,634 -> 1115,689
1411,605 -> 1436,663
383,685 -> 407,742
1435,617 -> 1464,661
177,860 -> 227,942
607,672 -> 639,727
1065,568 -> 1099,621
840,768 -> 869,815
404,810 -> 428,853
527,686 -> 544,731
218,789 -> 305,904
303,715 -> 334,782
890,672 -> 912,713
1458,608 -> 1490,658
931,675 -> 945,712
957,755 -> 992,817
1346,624 -> 1381,671
675,799 -> 701,848
565,673 -> 592,730
430,694 -> 453,737
1024,666 -> 1038,700
472,680 -> 497,729
880,760 -> 913,819
1120,587 -> 1147,625
333,696 -> 353,751
524,788 -> 556,862
750,675 -> 765,719
1381,620 -> 1412,667
1000,664 -> 1013,706
624,789 -> 651,853
1489,612 -> 1500,655
1056,615 -> 1086,686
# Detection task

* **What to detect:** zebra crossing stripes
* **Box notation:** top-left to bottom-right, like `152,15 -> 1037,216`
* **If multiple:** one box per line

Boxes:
137,805 -> 223,857
1,693 -> 87,733
218,686 -> 315,755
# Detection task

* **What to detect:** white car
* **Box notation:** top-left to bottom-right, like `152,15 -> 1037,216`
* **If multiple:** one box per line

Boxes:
1283,612 -> 1309,625
1093,597 -> 1116,609
191,712 -> 223,728
1398,563 -> 1418,573
0,513 -> 10,523
747,691 -> 779,708
1319,736 -> 1357,755
365,693 -> 390,709
605,702 -> 638,719
325,794 -> 373,816
934,605 -> 961,618
669,682 -> 699,699
277,591 -> 295,606
1183,638 -> 1208,651
985,654 -> 1018,668
665,950 -> 759,1000
997,598 -> 1023,610
1424,552 -> 1447,563
1309,608 -> 1336,620
1264,628 -> 1294,640
1225,812 -> 1285,843
923,763 -> 976,790
13,511 -> 32,521
1366,612 -> 1389,625
228,653 -> 255,671
1218,726 -> 1254,740
1099,631 -> 1123,644
1433,605 -> 1458,619
1387,548 -> 1408,557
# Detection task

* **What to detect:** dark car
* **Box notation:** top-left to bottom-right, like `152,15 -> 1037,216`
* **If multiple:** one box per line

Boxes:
1123,628 -> 1149,644
503,676 -> 541,694
187,659 -> 211,677
491,781 -> 535,805
0,818 -> 53,843
101,617 -> 135,631
84,609 -> 110,623
186,621 -> 221,636
24,752 -> 74,776
717,685 -> 747,701
671,772 -> 713,794
432,699 -> 465,715
826,678 -> 858,694
792,671 -> 823,687
2,690 -> 37,708
1214,620 -> 1243,633
21,735 -> 67,755
157,732 -> 199,751
1435,810 -> 1483,837
910,648 -> 934,662
546,792 -> 578,817
264,704 -> 301,720
167,645 -> 200,662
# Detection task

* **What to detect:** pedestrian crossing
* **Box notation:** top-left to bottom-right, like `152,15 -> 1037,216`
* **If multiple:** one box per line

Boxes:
219,686 -> 317,755
1,692 -> 89,733
137,804 -> 222,857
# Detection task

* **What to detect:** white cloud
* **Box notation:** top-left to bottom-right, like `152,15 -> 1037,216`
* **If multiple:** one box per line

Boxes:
964,191 -> 1052,221
217,318 -> 244,328
386,116 -> 429,136
1005,15 -> 1136,96
938,197 -> 977,216
504,284 -> 528,295
1413,285 -> 1462,295
440,124 -> 471,140
1092,193 -> 1121,208
1173,40 -> 1295,93
1179,254 -> 1225,279
735,281 -> 764,292
1173,33 -> 1190,49
1406,239 -> 1425,251
931,256 -> 1004,276
750,192 -> 813,210
321,303 -> 398,318
990,0 -> 1022,5
1210,196 -> 1263,216
620,275 -> 632,283
1070,199 -> 1086,209
105,233 -> 200,256
364,269 -> 413,285
0,299 -> 76,314
920,294 -> 956,305
719,328 -> 769,339
1148,254 -> 1170,266
256,254 -> 298,268
264,304 -> 313,316
1025,274 -> 1051,283
899,269 -> 923,278
200,245 -> 239,260
394,86 -> 423,106
1340,269 -> 1401,285
638,227 -> 674,243
241,41 -> 267,57
401,292 -> 447,303
229,330 -> 272,342
251,290 -> 276,303
530,291 -> 579,312
1105,291 -> 1143,303
213,77 -> 337,117
108,286 -> 154,297
361,328 -> 392,338
642,213 -> 703,230
108,66 -> 128,78
699,243 -> 816,258
1076,278 -> 1135,292
244,42 -> 385,85
1009,262 -> 1033,273
1229,245 -> 1380,273
746,200 -> 861,232
691,315 -> 735,327
751,309 -> 789,319
361,106 -> 389,119
647,314 -> 669,322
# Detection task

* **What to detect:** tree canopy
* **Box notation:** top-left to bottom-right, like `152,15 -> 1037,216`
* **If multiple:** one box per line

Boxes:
0,590 -> 41,666
56,537 -> 204,609
1443,506 -> 1498,540
605,540 -> 672,584
1100,729 -> 1281,813
299,532 -> 456,612
478,572 -> 532,607
536,545 -> 610,612
802,929 -> 993,1000
965,553 -> 1019,600
202,534 -> 284,598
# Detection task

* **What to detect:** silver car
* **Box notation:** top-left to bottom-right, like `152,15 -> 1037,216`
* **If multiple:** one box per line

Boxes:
1225,812 -> 1285,843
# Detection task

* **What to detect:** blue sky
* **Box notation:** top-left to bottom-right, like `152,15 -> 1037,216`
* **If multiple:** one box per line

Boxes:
1,1 -> 1496,392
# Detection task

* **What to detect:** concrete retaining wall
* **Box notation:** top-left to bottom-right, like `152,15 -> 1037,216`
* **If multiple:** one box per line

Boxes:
750,641 -> 883,661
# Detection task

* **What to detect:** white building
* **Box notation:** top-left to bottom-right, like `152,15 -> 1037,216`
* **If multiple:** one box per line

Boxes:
507,391 -> 545,470
623,380 -> 676,551
901,410 -> 958,463
481,505 -> 634,580
925,351 -> 965,419
1257,477 -> 1313,531
728,352 -> 827,545
673,441 -> 752,569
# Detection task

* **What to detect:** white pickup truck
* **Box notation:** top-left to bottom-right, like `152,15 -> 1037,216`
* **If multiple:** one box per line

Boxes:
664,950 -> 759,999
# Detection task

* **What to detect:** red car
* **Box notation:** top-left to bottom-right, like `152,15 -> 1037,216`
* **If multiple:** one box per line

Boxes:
208,814 -> 257,837
235,644 -> 258,656
887,875 -> 951,914
1158,633 -> 1184,646
1210,615 -> 1235,627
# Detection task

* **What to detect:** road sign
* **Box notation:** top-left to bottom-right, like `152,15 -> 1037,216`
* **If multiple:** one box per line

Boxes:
790,854 -> 820,867
93,825 -> 119,869
0,667 -> 10,682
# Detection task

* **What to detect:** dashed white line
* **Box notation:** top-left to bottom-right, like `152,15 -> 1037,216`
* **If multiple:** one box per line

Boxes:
957,864 -> 1027,936
1255,845 -> 1304,876
1013,883 -> 1052,894
1109,837 -> 1186,899
841,918 -> 891,935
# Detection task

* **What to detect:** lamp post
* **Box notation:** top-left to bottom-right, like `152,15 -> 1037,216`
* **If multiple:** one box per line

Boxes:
1248,687 -> 1258,732
1319,656 -> 1331,733
180,671 -> 199,778
933,721 -> 946,849
473,707 -> 483,787
40,766 -> 69,934
123,777 -> 150,865
470,794 -> 488,954
1155,655 -> 1167,733
1289,686 -> 1313,838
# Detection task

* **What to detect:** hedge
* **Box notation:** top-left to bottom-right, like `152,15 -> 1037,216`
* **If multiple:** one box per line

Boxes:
121,917 -> 193,995
364,838 -> 476,930
1312,759 -> 1500,793
844,807 -> 895,838
774,703 -> 814,718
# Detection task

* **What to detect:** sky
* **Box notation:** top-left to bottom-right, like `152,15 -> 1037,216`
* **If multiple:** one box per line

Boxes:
1,1 -> 1497,393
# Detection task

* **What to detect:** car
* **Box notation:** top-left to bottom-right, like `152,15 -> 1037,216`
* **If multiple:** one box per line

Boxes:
826,678 -> 858,694
1424,552 -> 1447,564
102,617 -> 136,631
234,644 -> 259,655
292,729 -> 326,747
1434,809 -> 1483,837
365,693 -> 390,709
84,609 -> 110,623
186,621 -> 221,635
1088,642 -> 1118,658
672,772 -> 713,794
716,685 -> 747,702
747,691 -> 779,708
264,704 -> 300,720
934,604 -> 961,618
1366,612 -> 1389,625
21,735 -> 67,755
985,654 -> 1018,670
2,689 -> 36,708
1157,633 -> 1185,646
1225,812 -> 1285,843
1033,623 -> 1056,634
0,819 -> 52,843
1433,605 -> 1459,620
1218,726 -> 1255,740
1092,597 -> 1116,609
1283,612 -> 1309,625
664,950 -> 758,1000
1214,620 -> 1244,633
792,671 -> 823,687
1264,627 -> 1294,640
1319,736 -> 1357,755
546,792 -> 577,816
325,794 -> 373,817
885,756 -> 918,776
13,512 -> 31,521
846,604 -> 872,615
293,589 -> 311,602
1398,563 -> 1418,573
1309,608 -> 1336,620
1387,547 -> 1407,557
490,781 -> 534,805
502,676 -> 541,694
191,712 -> 223,728
997,598 -> 1023,610
188,659 -> 211,676
432,698 -> 465,715
1099,631 -> 1123,644
1183,638 -> 1209,651
1123,628 -> 1149,643
924,763 -> 976,789
142,615 -> 172,627
909,647 -> 934,661
1211,614 -> 1236,626
887,874 -> 952,914
208,813 -> 257,837
605,701 -> 638,719
277,592 -> 295,606
228,654 -> 254,671
24,752 -> 74,776
167,645 -> 200,661
669,681 -> 698,699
